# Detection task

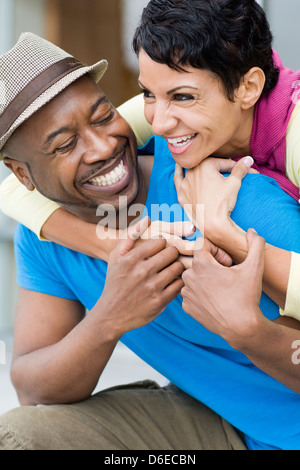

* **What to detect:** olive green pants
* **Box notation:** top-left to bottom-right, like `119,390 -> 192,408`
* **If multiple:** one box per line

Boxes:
0,381 -> 247,450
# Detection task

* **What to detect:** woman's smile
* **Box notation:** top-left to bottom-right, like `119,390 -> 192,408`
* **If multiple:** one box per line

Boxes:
165,133 -> 198,155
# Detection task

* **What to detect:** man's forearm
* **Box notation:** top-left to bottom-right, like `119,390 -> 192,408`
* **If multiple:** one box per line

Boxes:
231,312 -> 300,395
12,305 -> 121,406
181,230 -> 300,396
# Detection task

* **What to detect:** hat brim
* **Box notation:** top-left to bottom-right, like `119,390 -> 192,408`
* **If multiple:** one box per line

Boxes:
0,59 -> 108,159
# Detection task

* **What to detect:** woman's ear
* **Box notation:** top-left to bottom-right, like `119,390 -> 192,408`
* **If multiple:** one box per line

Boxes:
236,67 -> 266,109
3,158 -> 35,191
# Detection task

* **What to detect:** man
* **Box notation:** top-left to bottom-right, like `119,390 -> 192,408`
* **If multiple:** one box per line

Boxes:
0,33 -> 300,451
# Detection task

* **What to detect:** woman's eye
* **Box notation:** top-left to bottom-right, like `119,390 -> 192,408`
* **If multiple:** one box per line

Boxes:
141,89 -> 155,100
173,93 -> 194,102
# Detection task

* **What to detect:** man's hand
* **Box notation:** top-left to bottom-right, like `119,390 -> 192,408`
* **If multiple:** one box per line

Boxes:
98,217 -> 185,338
181,229 -> 265,348
178,237 -> 233,269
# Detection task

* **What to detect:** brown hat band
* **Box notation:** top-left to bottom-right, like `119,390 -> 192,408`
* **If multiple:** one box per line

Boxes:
0,57 -> 85,138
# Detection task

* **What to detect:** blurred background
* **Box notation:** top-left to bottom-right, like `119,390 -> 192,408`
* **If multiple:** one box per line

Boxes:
0,0 -> 299,411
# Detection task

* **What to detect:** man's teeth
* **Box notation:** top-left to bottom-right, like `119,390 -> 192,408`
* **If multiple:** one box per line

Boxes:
89,160 -> 126,187
167,134 -> 196,148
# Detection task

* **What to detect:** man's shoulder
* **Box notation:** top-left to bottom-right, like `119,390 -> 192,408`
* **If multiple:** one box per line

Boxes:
14,223 -> 105,270
14,224 -> 108,309
14,223 -> 79,286
14,223 -> 70,260
14,223 -> 45,257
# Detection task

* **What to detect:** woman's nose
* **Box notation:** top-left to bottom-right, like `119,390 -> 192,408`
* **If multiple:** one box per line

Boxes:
148,102 -> 178,136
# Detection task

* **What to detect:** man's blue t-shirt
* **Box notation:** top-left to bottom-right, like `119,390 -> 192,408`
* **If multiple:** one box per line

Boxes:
14,136 -> 300,450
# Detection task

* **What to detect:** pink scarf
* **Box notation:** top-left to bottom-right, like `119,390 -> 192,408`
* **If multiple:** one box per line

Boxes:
250,50 -> 300,201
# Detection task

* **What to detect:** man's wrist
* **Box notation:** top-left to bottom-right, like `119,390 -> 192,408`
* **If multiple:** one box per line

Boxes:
86,299 -> 123,345
227,309 -> 269,352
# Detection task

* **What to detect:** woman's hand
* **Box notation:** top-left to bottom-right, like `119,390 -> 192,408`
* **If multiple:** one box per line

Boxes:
138,219 -> 196,256
174,156 -> 255,239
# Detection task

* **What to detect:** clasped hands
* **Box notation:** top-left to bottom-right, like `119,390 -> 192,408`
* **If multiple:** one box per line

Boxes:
105,157 -> 265,344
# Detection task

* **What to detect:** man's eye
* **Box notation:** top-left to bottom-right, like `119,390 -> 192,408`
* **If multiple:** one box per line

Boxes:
94,109 -> 115,126
56,138 -> 76,154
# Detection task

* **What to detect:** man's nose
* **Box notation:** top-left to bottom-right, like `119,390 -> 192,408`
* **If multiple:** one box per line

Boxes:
149,102 -> 178,136
82,133 -> 117,164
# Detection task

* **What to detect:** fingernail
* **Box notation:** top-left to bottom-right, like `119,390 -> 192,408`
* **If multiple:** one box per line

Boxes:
249,228 -> 257,234
243,156 -> 254,168
186,222 -> 196,232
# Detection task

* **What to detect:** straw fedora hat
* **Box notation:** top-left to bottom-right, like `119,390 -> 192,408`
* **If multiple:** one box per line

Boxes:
0,32 -> 108,158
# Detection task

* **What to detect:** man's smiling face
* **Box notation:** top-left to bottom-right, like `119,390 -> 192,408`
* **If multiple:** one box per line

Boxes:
4,75 -> 140,222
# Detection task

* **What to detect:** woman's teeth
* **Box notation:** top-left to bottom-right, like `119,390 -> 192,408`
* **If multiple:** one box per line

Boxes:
89,160 -> 126,187
167,134 -> 196,148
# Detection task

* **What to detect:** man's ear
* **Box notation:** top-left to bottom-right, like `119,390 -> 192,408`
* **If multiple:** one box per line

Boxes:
3,158 -> 35,191
235,67 -> 266,109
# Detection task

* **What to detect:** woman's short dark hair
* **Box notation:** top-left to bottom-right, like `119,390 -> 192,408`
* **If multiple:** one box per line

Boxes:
133,0 -> 279,101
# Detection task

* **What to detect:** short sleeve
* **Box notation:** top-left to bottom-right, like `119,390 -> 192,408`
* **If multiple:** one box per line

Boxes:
14,224 -> 77,300
280,252 -> 300,321
286,101 -> 300,190
0,174 -> 59,239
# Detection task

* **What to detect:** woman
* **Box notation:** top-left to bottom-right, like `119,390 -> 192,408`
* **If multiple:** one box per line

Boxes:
132,0 -> 300,318
133,0 -> 299,199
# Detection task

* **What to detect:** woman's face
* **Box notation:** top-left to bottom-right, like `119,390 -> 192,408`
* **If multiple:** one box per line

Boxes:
138,49 -> 251,168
